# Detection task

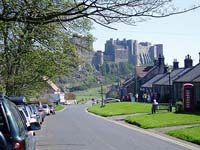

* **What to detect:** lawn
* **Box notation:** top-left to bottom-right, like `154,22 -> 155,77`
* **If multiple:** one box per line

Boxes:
74,87 -> 102,103
55,104 -> 64,111
88,102 -> 152,117
166,126 -> 200,145
125,112 -> 200,129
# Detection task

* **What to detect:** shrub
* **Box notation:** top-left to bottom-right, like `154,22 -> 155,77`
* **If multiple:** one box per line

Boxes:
65,92 -> 76,100
175,101 -> 183,113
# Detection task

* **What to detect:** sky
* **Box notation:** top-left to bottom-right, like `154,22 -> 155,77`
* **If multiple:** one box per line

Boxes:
91,1 -> 200,67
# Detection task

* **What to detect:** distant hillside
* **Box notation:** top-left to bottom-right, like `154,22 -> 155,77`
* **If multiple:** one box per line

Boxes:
58,62 -> 134,92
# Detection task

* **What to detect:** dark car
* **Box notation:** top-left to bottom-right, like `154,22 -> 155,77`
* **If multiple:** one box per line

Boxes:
0,94 -> 40,150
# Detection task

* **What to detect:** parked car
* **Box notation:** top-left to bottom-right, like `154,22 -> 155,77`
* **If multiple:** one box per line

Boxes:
104,97 -> 121,103
25,105 -> 39,125
9,96 -> 43,125
28,104 -> 43,124
0,94 -> 41,150
48,104 -> 55,114
0,131 -> 7,150
42,104 -> 50,115
18,107 -> 40,136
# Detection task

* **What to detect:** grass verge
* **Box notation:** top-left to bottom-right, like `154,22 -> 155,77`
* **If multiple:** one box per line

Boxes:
74,87 -> 102,103
55,104 -> 64,111
88,102 -> 151,117
125,112 -> 200,129
166,126 -> 200,145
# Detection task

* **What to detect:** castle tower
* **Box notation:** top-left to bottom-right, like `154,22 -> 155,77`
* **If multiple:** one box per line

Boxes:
96,51 -> 104,65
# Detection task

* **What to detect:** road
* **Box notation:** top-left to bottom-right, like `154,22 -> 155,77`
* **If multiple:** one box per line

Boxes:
36,103 -> 200,150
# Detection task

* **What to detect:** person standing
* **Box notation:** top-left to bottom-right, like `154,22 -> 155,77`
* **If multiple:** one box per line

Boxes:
135,93 -> 138,102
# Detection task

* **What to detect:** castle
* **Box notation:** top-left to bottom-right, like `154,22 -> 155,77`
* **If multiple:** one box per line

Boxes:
70,35 -> 164,70
103,38 -> 163,66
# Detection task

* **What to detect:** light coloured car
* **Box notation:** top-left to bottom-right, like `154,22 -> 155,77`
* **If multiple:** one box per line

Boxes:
104,97 -> 121,103
42,104 -> 50,115
28,104 -> 42,124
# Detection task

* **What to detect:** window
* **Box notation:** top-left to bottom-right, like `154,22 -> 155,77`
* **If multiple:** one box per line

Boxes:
0,103 -> 9,134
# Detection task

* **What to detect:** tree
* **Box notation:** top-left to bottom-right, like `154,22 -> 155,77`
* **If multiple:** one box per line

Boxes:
0,1 -> 199,28
0,20 -> 79,96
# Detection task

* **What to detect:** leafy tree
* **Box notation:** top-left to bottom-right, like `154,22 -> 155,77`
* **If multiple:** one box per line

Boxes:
0,21 -> 79,96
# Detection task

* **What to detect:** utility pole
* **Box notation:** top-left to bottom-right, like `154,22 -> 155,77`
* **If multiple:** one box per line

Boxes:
134,65 -> 138,102
100,81 -> 104,107
168,66 -> 172,112
99,64 -> 104,107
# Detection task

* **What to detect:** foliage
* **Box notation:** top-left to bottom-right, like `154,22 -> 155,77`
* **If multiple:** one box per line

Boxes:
55,104 -> 64,111
175,101 -> 183,113
74,86 -> 103,103
166,126 -> 200,145
65,92 -> 76,100
125,112 -> 200,129
101,62 -> 133,77
0,20 -> 80,96
110,91 -> 120,99
88,102 -> 151,117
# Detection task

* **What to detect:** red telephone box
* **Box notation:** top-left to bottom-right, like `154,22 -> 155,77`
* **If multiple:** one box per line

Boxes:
182,83 -> 194,112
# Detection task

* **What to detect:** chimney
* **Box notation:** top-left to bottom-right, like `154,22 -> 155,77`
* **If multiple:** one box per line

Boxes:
173,59 -> 179,69
158,54 -> 165,66
184,54 -> 193,68
199,52 -> 200,63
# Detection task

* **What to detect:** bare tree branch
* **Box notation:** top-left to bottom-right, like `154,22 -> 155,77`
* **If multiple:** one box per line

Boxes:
0,0 -> 199,27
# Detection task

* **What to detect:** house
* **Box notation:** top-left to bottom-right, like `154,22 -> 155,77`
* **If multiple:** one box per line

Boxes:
173,58 -> 200,110
141,74 -> 165,96
119,65 -> 153,101
43,77 -> 66,104
119,55 -> 167,101
153,68 -> 190,102
140,55 -> 193,103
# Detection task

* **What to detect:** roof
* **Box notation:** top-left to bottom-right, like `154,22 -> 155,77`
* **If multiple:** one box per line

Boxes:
174,63 -> 200,82
141,74 -> 165,88
121,65 -> 154,88
47,80 -> 60,92
154,68 -> 190,85
192,75 -> 200,82
136,66 -> 153,78
9,96 -> 26,105
43,76 -> 60,92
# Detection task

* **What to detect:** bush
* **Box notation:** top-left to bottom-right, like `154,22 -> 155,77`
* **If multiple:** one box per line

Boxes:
175,101 -> 183,113
65,92 -> 76,100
